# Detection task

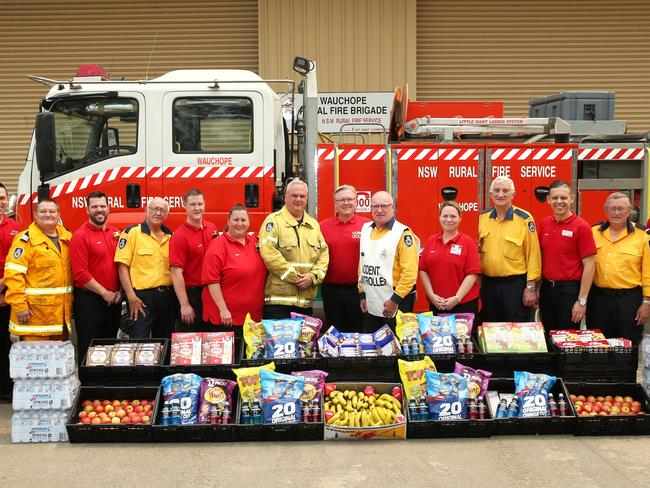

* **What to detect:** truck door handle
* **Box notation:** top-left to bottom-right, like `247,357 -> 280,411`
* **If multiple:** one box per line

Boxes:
126,183 -> 141,208
245,183 -> 259,208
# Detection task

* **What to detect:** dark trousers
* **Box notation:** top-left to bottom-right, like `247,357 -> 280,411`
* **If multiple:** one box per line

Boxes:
480,274 -> 533,323
539,279 -> 581,332
73,287 -> 122,365
363,292 -> 415,333
322,283 -> 364,332
123,287 -> 177,339
263,304 -> 313,320
0,305 -> 11,395
430,298 -> 479,317
586,286 -> 643,345
176,287 -> 210,332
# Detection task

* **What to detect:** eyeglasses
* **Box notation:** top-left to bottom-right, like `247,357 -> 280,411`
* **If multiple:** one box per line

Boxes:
335,198 -> 356,203
606,206 -> 631,214
371,204 -> 393,211
148,207 -> 167,214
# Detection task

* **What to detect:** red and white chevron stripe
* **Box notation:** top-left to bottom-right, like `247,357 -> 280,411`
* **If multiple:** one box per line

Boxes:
316,147 -> 335,161
578,147 -> 645,160
490,147 -> 573,162
338,147 -> 387,161
18,165 -> 273,205
395,147 -> 479,162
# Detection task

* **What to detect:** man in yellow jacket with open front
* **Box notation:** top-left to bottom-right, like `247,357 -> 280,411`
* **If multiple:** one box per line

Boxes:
4,199 -> 73,340
259,179 -> 329,319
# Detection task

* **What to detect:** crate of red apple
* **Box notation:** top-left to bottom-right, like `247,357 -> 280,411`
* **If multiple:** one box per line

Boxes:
77,398 -> 155,425
564,383 -> 650,435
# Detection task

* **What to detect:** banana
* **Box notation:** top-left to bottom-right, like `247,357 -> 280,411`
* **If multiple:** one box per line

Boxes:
370,409 -> 381,424
352,396 -> 358,409
336,404 -> 342,413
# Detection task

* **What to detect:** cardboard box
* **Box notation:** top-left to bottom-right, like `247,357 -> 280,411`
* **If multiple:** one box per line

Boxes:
323,382 -> 406,440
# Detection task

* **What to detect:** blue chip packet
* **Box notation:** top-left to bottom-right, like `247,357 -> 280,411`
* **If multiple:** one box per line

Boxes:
262,318 -> 303,359
260,370 -> 305,424
425,371 -> 468,421
161,373 -> 202,425
514,371 -> 557,418
419,314 -> 457,354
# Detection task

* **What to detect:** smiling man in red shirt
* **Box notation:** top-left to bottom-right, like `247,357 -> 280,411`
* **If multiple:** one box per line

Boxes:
170,189 -> 217,332
70,191 -> 122,365
320,185 -> 371,331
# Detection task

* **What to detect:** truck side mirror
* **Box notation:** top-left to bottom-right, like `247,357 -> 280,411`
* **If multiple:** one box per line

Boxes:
35,112 -> 56,175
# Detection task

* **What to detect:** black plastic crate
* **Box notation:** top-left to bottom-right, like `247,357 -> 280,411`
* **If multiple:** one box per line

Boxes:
152,389 -> 239,442
489,378 -> 576,436
465,351 -> 557,379
235,396 -> 324,442
79,338 -> 168,386
406,399 -> 494,439
324,356 -> 399,382
564,382 -> 650,436
554,345 -> 638,383
66,386 -> 160,443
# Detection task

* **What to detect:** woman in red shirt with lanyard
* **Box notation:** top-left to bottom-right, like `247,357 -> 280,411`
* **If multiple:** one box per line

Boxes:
202,204 -> 267,337
419,201 -> 481,315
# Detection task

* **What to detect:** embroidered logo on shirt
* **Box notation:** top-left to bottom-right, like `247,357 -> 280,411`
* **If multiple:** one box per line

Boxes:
404,235 -> 413,247
528,221 -> 536,233
13,247 -> 24,259
265,222 -> 274,232
118,237 -> 127,249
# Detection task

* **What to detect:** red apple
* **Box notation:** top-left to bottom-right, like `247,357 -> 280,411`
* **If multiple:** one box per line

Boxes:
91,417 -> 101,425
621,406 -> 631,414
624,396 -> 634,403
143,405 -> 152,413
131,416 -> 142,424
88,411 -> 97,419
95,405 -> 104,414
126,405 -> 134,412
111,417 -> 121,424
112,400 -> 121,407
602,405 -> 611,414
134,405 -> 144,413
596,396 -> 605,402
586,395 -> 596,403
84,405 -> 94,414
610,406 -> 621,415
80,416 -> 92,424
614,396 -> 624,403
105,405 -> 114,413
101,400 -> 110,406
592,405 -> 602,414
574,401 -> 584,408
132,400 -> 141,406
605,395 -> 613,402
582,403 -> 593,413
82,400 -> 92,407
121,417 -> 131,424
603,401 -> 613,409
577,395 -> 586,402
78,411 -> 88,419
140,400 -> 149,406
598,411 -> 608,416
115,409 -> 126,419
570,394 -> 577,402
142,415 -> 151,424
108,411 -> 116,418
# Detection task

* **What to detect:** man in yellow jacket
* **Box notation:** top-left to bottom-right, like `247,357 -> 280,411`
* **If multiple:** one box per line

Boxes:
259,179 -> 329,319
4,199 -> 73,340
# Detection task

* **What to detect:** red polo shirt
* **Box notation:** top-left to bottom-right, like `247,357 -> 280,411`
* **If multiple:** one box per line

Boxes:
169,220 -> 217,287
201,233 -> 267,325
320,213 -> 371,284
419,232 -> 481,303
0,216 -> 21,272
538,213 -> 596,281
70,222 -> 120,291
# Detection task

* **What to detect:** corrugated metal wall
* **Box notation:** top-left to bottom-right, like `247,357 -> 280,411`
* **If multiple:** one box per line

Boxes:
259,0 -> 416,94
0,0 -> 258,193
417,0 -> 650,133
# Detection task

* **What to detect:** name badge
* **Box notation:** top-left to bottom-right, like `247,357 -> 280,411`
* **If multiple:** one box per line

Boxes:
450,244 -> 463,256
561,230 -> 574,237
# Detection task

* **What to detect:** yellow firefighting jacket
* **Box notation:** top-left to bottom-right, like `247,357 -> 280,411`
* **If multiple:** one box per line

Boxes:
4,222 -> 73,336
259,206 -> 329,307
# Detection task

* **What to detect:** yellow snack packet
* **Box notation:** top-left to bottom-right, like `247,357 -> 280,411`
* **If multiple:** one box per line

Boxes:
232,362 -> 275,403
396,311 -> 431,354
243,313 -> 265,358
398,357 -> 437,400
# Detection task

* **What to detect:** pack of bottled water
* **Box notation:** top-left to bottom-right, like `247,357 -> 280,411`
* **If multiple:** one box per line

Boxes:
9,341 -> 75,379
642,334 -> 650,396
9,341 -> 78,443
11,410 -> 69,443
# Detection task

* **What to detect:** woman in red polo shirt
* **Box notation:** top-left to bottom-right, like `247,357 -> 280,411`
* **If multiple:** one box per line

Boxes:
202,204 -> 267,337
419,201 -> 481,315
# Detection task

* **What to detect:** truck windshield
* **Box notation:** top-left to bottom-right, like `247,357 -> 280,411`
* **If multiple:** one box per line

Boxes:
45,96 -> 138,177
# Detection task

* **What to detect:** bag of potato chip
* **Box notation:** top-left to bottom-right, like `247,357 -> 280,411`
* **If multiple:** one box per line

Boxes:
291,370 -> 328,403
243,313 -> 266,359
198,377 -> 236,424
398,356 -> 437,401
263,318 -> 303,359
425,371 -> 468,421
291,312 -> 323,358
453,362 -> 491,399
260,370 -> 305,424
419,314 -> 457,354
232,362 -> 275,404
440,313 -> 474,339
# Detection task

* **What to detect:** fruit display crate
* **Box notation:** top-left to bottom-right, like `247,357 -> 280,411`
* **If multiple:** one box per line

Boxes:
489,378 -> 576,436
161,338 -> 243,379
554,346 -> 638,383
235,397 -> 324,442
152,390 -> 239,442
564,382 -> 650,436
66,386 -> 160,443
79,339 -> 169,386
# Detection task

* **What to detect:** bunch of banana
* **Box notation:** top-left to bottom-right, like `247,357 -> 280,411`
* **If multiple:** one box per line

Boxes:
324,389 -> 404,427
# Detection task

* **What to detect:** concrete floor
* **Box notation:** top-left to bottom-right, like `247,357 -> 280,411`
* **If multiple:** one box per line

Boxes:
1,402 -> 649,488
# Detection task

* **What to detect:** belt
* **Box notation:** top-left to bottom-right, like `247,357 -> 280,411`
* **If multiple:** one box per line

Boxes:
138,286 -> 172,293
483,273 -> 526,283
542,279 -> 580,289
592,285 -> 640,297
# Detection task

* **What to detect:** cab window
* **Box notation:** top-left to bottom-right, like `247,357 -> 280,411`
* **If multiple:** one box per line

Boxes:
44,96 -> 138,179
173,97 -> 253,153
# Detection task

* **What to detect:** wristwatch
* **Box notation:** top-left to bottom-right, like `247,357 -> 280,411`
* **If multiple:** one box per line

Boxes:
526,284 -> 536,291
577,297 -> 587,306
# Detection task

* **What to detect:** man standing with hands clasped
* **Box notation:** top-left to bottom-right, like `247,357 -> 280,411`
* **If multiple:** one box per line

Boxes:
358,191 -> 418,332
